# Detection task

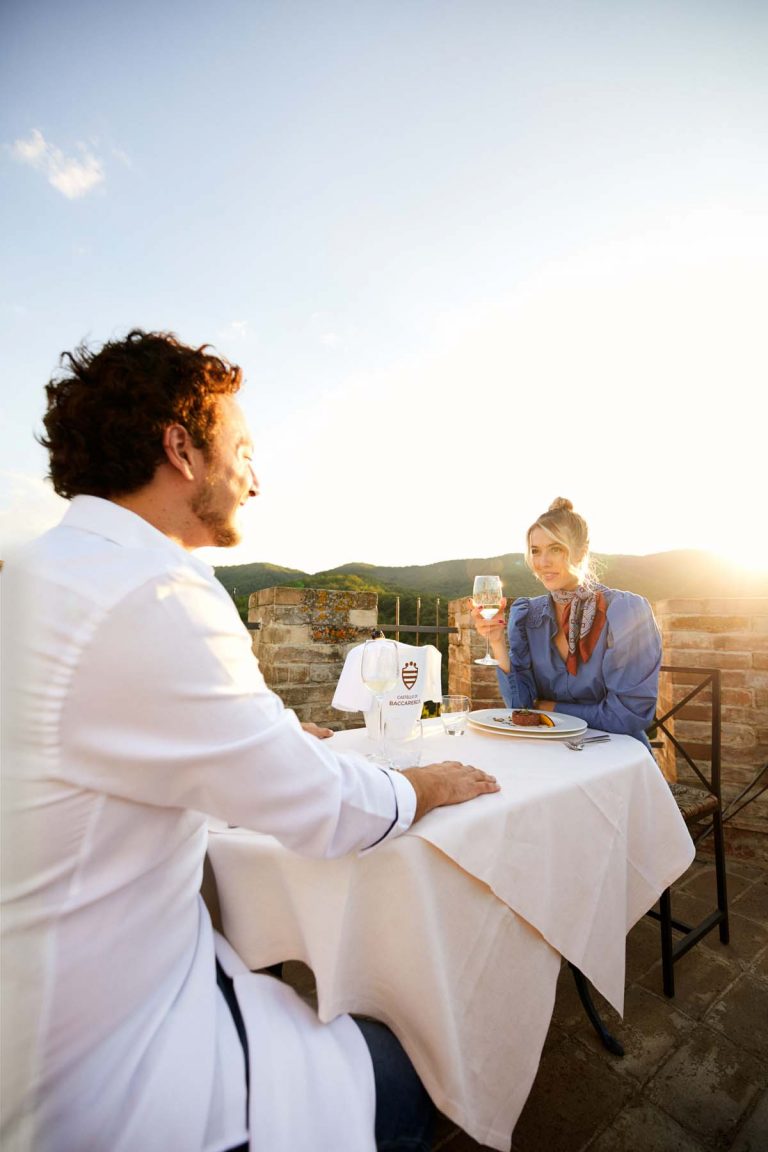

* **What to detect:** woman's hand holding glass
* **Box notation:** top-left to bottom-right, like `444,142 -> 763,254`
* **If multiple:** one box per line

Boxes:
469,584 -> 510,670
471,575 -> 505,666
470,597 -> 507,635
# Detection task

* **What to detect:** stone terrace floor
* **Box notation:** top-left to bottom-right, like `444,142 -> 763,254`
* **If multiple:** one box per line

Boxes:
284,850 -> 768,1152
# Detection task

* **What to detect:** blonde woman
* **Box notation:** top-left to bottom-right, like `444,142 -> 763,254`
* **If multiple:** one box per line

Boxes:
472,498 -> 661,745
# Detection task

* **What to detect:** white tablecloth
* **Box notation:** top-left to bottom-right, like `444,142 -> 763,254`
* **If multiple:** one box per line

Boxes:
208,722 -> 694,1150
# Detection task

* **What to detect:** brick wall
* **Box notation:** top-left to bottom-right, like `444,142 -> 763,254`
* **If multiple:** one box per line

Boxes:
447,596 -> 505,709
653,599 -> 768,860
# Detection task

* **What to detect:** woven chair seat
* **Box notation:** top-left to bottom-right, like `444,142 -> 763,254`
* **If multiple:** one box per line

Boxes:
669,782 -> 720,824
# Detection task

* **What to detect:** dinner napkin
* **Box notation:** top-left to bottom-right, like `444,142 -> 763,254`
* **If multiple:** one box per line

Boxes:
332,641 -> 442,738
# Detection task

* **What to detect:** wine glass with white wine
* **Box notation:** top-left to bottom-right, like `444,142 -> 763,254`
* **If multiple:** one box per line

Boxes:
360,639 -> 400,763
472,575 -> 503,666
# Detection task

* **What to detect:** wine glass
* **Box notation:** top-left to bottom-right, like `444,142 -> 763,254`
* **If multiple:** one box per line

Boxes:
361,639 -> 399,763
472,575 -> 503,666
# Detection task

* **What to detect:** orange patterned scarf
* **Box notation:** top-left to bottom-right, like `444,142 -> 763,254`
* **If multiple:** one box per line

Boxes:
552,587 -> 608,675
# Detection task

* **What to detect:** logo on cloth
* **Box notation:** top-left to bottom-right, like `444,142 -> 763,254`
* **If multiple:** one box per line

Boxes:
401,661 -> 418,690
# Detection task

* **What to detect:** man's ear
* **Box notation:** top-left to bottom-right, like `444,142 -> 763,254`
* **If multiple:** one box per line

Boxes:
163,424 -> 197,481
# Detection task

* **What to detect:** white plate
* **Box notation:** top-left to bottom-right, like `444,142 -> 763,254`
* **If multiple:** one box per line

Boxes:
468,709 -> 587,738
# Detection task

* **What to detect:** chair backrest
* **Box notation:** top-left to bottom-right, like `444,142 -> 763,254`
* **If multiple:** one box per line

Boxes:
649,664 -> 723,840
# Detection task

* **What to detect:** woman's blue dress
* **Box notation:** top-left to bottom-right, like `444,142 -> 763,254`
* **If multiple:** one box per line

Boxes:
497,586 -> 661,745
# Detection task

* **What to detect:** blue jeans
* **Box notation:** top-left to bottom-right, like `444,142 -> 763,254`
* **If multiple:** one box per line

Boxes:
220,984 -> 435,1152
354,1017 -> 436,1152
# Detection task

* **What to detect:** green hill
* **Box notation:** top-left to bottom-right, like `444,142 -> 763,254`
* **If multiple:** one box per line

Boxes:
216,549 -> 768,607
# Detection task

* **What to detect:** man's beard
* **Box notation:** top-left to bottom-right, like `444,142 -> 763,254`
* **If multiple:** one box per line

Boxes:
190,486 -> 241,548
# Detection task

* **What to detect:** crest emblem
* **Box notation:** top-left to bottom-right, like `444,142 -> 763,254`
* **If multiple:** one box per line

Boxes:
401,660 -> 418,690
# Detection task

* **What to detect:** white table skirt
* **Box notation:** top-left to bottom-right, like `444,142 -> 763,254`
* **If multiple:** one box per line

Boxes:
401,723 -> 695,1012
208,722 -> 694,1150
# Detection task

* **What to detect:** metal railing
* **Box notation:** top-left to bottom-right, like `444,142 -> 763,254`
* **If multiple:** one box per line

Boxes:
377,595 -> 458,645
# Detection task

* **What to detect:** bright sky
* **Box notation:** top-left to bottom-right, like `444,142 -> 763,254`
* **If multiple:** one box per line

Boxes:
2,0 -> 766,574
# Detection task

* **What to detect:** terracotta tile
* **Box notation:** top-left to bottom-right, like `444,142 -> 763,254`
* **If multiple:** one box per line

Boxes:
725,859 -> 768,884
510,1037 -> 632,1152
731,877 -> 768,924
646,1027 -> 765,1143
588,1100 -> 704,1152
594,985 -> 695,1085
752,943 -> 768,981
679,865 -> 751,903
705,972 -> 768,1060
728,1087 -> 768,1152
702,911 -> 768,967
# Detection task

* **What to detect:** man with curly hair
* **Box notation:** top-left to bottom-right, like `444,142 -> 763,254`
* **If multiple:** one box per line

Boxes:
1,330 -> 498,1152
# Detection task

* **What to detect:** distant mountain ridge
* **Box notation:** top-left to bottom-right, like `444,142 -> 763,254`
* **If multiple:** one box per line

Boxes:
215,550 -> 768,605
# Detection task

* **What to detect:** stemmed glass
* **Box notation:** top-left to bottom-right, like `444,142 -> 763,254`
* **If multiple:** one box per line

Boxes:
361,639 -> 399,763
472,575 -> 503,666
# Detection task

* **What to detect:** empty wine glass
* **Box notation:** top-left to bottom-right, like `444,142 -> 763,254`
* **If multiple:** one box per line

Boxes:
472,575 -> 503,666
361,639 -> 399,763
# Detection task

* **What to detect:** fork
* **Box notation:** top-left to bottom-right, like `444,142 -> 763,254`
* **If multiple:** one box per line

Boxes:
565,735 -> 611,751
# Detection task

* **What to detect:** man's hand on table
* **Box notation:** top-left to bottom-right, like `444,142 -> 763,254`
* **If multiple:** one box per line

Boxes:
401,762 -> 500,822
302,722 -> 334,739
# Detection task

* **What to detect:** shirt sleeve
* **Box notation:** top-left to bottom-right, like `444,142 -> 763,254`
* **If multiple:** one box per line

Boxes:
59,568 -> 416,857
497,597 -> 538,708
553,593 -> 662,738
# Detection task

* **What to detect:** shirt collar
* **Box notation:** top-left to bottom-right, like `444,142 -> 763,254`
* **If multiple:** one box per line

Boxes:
61,495 -> 214,578
527,587 -> 609,628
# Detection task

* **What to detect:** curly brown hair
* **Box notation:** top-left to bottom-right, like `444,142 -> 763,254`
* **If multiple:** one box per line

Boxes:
39,329 -> 243,499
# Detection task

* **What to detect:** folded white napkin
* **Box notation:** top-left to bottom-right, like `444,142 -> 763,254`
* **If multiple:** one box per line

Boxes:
332,641 -> 442,738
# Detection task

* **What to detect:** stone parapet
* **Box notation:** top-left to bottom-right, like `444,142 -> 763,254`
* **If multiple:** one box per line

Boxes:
248,587 -> 377,729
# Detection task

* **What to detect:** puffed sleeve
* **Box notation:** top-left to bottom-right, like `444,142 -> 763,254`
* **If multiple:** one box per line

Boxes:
497,597 -> 538,709
555,592 -> 661,739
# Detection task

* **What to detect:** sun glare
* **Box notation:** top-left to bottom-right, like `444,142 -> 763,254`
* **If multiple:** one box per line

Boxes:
711,546 -> 768,577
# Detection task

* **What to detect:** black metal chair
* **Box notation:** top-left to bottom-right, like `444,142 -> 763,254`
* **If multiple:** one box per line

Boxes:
573,663 -> 734,1046
646,665 -> 729,997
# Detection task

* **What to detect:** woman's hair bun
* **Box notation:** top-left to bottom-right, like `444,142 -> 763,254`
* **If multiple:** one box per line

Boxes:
548,497 -> 573,512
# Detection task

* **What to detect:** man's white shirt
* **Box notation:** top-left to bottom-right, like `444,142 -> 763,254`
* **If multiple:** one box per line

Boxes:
1,495 -> 416,1152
